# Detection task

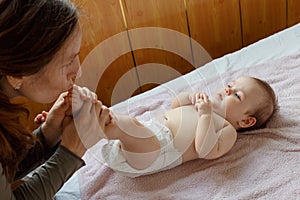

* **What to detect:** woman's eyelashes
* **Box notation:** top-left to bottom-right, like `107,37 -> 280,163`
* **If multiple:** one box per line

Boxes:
63,59 -> 74,68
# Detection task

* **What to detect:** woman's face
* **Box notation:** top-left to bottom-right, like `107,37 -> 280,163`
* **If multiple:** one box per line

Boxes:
19,25 -> 83,103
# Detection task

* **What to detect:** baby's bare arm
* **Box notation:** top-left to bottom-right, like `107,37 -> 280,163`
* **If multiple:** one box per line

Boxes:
203,124 -> 237,159
171,92 -> 206,108
171,92 -> 190,108
194,93 -> 237,159
194,94 -> 217,158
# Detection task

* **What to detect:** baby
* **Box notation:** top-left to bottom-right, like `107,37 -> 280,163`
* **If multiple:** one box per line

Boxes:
97,76 -> 276,177
36,76 -> 276,177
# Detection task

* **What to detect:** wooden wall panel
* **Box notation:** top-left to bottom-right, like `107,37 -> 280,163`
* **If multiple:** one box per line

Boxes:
240,0 -> 287,46
97,52 -> 138,106
73,0 -> 138,106
122,0 -> 188,31
73,0 -> 127,60
22,0 -> 297,129
186,0 -> 242,59
71,0 -> 292,106
288,0 -> 300,27
122,0 -> 197,93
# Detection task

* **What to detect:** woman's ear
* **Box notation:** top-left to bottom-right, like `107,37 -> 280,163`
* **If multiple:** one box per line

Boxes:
238,116 -> 257,128
6,75 -> 23,90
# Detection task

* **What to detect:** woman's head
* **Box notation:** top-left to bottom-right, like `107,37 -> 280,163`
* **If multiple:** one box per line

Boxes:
0,0 -> 81,181
0,0 -> 82,103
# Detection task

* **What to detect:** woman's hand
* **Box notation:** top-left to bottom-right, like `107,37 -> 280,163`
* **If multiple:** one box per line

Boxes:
40,92 -> 70,147
61,100 -> 111,157
39,85 -> 98,147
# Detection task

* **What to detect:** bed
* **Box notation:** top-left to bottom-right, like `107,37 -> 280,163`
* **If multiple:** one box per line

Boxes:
55,23 -> 300,199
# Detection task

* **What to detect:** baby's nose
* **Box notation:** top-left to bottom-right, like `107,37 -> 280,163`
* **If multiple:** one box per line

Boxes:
224,87 -> 231,95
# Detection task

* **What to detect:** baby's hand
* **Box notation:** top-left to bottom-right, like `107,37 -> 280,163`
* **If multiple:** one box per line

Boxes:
189,92 -> 206,105
34,111 -> 48,125
194,93 -> 212,117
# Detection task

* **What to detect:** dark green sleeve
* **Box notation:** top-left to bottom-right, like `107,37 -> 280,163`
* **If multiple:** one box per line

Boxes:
15,127 -> 60,180
0,164 -> 16,200
12,145 -> 85,200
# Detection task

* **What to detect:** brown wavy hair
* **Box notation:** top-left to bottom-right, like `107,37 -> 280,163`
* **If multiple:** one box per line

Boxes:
239,77 -> 277,132
0,0 -> 78,182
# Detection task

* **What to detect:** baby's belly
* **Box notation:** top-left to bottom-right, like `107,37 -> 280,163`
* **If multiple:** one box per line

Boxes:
163,105 -> 199,161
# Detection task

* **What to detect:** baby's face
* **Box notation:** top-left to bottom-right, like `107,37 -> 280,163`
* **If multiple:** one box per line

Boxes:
211,76 -> 264,128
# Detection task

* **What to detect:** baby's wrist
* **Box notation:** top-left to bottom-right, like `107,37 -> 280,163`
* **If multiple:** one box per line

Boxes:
199,112 -> 212,119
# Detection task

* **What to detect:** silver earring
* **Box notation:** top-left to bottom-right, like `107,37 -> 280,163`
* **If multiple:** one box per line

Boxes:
14,84 -> 21,90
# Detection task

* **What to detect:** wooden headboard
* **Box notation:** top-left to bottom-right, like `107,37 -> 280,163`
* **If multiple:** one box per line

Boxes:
17,0 -> 300,132
73,0 -> 300,107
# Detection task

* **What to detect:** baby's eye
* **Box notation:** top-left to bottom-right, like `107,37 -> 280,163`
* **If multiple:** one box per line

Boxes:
235,93 -> 241,100
227,84 -> 232,88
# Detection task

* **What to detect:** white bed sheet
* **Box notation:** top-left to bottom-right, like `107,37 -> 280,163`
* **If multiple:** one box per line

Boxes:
55,23 -> 300,200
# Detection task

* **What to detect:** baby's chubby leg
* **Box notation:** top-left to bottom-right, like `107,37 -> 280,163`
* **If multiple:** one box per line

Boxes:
105,114 -> 160,170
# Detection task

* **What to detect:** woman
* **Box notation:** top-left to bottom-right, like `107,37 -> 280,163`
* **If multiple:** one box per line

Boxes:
0,0 -> 106,199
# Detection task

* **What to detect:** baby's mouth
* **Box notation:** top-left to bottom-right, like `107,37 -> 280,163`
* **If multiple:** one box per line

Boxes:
218,93 -> 223,101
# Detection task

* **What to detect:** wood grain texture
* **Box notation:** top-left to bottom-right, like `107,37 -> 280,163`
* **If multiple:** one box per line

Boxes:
288,0 -> 300,27
97,53 -> 138,106
73,0 -> 138,106
75,30 -> 139,106
240,0 -> 287,46
74,0 -> 127,61
186,0 -> 242,59
123,0 -> 188,31
122,0 -> 196,91
71,0 -> 292,106
133,49 -> 195,93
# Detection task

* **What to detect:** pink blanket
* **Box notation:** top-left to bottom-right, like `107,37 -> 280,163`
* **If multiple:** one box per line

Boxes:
78,53 -> 300,199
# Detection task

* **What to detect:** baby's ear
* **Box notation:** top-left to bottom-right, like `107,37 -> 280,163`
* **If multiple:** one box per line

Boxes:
238,116 -> 256,128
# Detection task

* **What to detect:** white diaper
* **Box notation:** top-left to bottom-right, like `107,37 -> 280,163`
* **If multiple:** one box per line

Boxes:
100,118 -> 182,178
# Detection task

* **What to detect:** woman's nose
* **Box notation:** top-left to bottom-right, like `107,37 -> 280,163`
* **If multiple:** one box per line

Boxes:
76,66 -> 82,78
73,57 -> 82,78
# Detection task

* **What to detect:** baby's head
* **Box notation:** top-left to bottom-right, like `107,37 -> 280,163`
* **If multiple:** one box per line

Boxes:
212,76 -> 276,132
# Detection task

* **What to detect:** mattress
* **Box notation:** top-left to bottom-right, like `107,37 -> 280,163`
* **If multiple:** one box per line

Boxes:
55,23 -> 300,200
